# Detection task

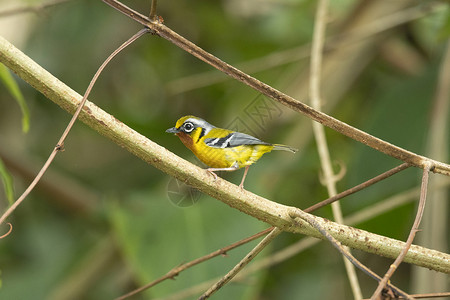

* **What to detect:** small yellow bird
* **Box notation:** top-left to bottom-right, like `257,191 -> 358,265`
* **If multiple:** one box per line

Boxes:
166,115 -> 297,189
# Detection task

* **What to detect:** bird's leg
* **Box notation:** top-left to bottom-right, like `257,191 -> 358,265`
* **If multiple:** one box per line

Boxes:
239,166 -> 250,189
206,162 -> 239,182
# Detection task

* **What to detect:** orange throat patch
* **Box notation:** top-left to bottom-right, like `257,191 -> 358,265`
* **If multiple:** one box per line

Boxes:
176,132 -> 195,152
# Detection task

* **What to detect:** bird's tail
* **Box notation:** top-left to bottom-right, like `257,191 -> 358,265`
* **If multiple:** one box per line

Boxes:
273,144 -> 298,153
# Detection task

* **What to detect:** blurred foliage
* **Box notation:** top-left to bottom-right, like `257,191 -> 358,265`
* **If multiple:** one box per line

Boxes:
0,63 -> 29,133
0,0 -> 449,299
0,158 -> 14,205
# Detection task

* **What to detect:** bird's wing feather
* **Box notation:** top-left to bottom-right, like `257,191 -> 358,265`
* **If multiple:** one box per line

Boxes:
205,131 -> 271,148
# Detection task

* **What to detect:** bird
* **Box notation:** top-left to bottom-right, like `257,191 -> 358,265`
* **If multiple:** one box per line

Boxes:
166,115 -> 297,189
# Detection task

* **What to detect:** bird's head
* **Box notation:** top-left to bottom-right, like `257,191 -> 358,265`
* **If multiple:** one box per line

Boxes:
166,116 -> 214,149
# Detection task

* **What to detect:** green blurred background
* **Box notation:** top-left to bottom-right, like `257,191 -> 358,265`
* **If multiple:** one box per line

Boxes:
0,0 -> 449,299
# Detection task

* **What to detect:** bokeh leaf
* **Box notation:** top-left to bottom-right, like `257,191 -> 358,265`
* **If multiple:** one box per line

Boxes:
438,9 -> 450,40
0,158 -> 14,206
0,63 -> 30,133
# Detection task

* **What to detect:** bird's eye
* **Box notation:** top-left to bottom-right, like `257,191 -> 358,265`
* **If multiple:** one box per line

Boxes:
183,122 -> 195,132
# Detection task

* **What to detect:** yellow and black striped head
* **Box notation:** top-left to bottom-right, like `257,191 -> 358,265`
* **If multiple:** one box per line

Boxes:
166,116 -> 214,150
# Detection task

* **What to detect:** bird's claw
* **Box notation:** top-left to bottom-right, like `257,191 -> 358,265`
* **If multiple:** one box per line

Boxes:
207,169 -> 218,181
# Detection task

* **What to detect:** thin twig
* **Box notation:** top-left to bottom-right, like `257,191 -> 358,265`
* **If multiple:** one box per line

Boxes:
149,0 -> 158,21
116,227 -> 274,300
371,164 -> 432,299
101,0 -> 450,176
0,222 -> 12,239
412,38 -> 450,292
0,148 -> 98,214
0,0 -> 72,17
310,0 -> 327,112
305,163 -> 410,213
289,209 -> 413,300
166,4 -> 444,95
309,0 -> 362,297
198,227 -> 282,299
364,292 -> 450,300
0,28 -> 149,227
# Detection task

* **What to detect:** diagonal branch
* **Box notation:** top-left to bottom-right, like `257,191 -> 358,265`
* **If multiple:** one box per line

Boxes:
116,227 -> 274,300
290,209 -> 413,300
371,164 -> 432,299
0,28 -> 149,227
199,227 -> 282,299
309,0 -> 362,298
0,0 -> 72,17
305,163 -> 410,212
101,0 -> 450,176
309,0 -> 362,299
148,0 -> 157,20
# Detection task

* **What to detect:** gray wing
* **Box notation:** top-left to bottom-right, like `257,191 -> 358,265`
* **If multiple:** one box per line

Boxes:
205,132 -> 271,148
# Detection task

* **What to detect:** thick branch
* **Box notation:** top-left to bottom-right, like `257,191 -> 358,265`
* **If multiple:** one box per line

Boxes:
0,35 -> 448,273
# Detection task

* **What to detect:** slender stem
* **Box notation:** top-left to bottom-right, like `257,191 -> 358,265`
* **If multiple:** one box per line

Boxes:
365,292 -> 450,300
309,0 -> 362,297
290,209 -> 413,300
305,163 -> 410,213
0,28 -> 149,226
168,5 -> 444,95
116,227 -> 274,300
0,0 -> 72,17
411,38 -> 450,292
310,0 -> 327,112
198,227 -> 282,299
0,149 -> 58,226
371,165 -> 431,299
149,0 -> 157,20
0,223 -> 12,239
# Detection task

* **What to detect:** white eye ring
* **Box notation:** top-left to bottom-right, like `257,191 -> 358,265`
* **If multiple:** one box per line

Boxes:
183,122 -> 195,132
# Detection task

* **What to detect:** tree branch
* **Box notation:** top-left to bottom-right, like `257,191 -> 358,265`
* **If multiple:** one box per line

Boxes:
0,28 -> 149,227
309,0 -> 362,297
371,164 -> 431,299
290,209 -> 412,299
0,0 -> 72,17
116,227 -> 274,300
199,227 -> 282,299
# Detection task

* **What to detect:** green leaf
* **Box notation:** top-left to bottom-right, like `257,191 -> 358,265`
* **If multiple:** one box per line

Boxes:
438,10 -> 450,40
0,63 -> 30,133
0,158 -> 14,206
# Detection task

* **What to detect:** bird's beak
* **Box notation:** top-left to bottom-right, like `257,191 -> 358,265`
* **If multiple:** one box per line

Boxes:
166,127 -> 180,134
